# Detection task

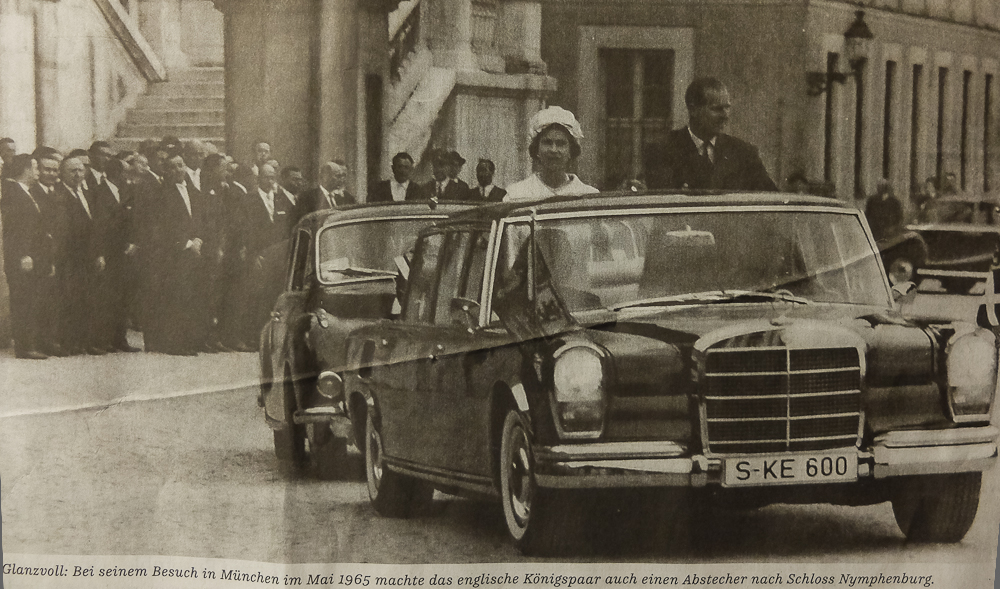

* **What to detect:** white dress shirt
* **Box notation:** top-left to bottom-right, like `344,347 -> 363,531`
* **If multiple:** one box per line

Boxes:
177,182 -> 193,216
390,179 -> 409,202
258,188 -> 276,221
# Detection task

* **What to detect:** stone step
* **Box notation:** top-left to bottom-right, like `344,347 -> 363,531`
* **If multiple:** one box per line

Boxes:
166,67 -> 224,83
117,122 -> 224,138
146,80 -> 225,97
126,109 -> 224,125
136,95 -> 225,110
111,137 -> 227,153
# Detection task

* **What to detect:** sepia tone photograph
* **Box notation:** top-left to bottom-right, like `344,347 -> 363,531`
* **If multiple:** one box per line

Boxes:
2,0 -> 1000,585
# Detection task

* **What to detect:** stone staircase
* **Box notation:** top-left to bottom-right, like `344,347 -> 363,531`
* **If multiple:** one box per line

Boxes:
112,67 -> 225,153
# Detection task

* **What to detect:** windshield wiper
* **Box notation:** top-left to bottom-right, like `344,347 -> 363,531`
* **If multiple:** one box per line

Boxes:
612,289 -> 810,311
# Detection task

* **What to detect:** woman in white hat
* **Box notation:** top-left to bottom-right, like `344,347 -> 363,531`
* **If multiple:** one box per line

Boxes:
504,106 -> 599,202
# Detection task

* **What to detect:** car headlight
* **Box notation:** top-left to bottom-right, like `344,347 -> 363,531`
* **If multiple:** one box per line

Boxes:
550,344 -> 606,438
946,328 -> 998,422
316,371 -> 344,402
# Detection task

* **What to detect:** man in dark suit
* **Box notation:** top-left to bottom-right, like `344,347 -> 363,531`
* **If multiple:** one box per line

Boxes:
368,152 -> 425,202
650,77 -> 776,192
467,158 -> 506,202
55,155 -> 107,355
31,148 -> 68,355
229,162 -> 291,350
422,148 -> 468,201
88,141 -> 140,352
2,154 -> 55,359
0,137 -> 16,179
278,165 -> 308,226
299,160 -> 357,214
145,150 -> 209,355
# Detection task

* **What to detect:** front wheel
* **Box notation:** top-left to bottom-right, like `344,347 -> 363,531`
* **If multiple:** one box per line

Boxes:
309,423 -> 348,480
273,380 -> 306,477
365,410 -> 432,517
499,410 -> 586,556
891,472 -> 981,542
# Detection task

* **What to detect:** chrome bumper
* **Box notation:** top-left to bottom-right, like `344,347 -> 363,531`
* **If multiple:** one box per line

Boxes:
533,427 -> 998,489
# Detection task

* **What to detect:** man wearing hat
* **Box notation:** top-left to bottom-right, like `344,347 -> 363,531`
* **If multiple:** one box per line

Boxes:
423,148 -> 469,201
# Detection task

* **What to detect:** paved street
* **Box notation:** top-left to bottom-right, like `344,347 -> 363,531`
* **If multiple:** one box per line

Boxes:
1,292 -> 998,564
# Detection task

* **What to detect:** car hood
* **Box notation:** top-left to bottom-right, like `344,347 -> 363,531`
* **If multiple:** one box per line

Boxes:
567,302 -> 938,390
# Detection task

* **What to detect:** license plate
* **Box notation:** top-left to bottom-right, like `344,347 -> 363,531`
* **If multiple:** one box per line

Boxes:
723,451 -> 858,487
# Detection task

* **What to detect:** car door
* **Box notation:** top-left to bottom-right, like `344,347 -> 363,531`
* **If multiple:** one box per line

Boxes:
265,229 -> 312,423
371,231 -> 445,466
420,229 -> 504,478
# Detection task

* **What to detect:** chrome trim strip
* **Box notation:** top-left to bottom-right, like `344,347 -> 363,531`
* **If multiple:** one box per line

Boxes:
916,269 -> 989,278
872,445 -> 997,478
708,412 -> 860,423
874,426 -> 999,448
536,472 -> 697,489
292,406 -> 345,424
706,367 -> 859,377
385,457 -> 495,493
711,434 -> 858,444
537,441 -> 687,461
706,390 -> 860,401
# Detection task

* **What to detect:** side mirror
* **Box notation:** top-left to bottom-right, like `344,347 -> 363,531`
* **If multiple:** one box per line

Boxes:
450,297 -> 481,331
891,281 -> 917,305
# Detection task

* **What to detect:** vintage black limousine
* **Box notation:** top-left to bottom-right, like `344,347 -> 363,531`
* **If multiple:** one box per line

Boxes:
341,192 -> 998,555
258,202 -> 474,478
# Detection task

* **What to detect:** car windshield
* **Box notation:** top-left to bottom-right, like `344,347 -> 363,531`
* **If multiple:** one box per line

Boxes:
317,218 -> 431,284
918,198 -> 999,225
494,209 -> 891,319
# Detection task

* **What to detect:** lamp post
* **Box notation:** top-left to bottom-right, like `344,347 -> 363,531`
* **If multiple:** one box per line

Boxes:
845,11 -> 873,198
805,10 -> 874,197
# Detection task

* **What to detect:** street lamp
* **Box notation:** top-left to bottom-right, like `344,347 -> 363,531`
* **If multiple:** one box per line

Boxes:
806,11 -> 874,96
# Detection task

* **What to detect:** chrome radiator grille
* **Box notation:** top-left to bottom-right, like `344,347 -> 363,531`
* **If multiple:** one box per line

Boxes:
703,346 -> 862,454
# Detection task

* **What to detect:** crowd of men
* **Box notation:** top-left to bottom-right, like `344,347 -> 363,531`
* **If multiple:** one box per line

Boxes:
0,135 -> 510,359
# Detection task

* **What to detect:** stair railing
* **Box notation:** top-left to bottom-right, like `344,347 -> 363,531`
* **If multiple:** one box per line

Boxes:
389,0 -> 421,82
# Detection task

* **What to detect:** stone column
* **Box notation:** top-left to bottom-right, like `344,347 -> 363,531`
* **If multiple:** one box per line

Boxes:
497,0 -> 544,74
138,0 -> 189,69
218,0 -> 322,176
0,1 -> 36,146
34,0 -> 61,148
427,0 -> 475,70
316,0 -> 361,168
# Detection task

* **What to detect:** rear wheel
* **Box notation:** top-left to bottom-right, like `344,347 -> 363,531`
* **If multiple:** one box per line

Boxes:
499,410 -> 586,556
891,472 -> 981,542
365,410 -> 433,517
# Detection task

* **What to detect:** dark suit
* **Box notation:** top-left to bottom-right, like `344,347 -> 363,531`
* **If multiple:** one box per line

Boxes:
54,181 -> 104,352
466,184 -> 506,203
2,180 -> 58,354
89,172 -> 133,349
421,178 -> 469,201
146,180 -> 208,353
231,189 -> 291,346
367,179 -> 426,203
650,128 -> 776,192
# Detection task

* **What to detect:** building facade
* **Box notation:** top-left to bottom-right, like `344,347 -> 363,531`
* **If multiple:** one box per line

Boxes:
541,0 -> 1000,210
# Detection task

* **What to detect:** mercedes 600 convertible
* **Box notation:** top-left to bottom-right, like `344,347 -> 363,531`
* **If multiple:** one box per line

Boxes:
343,193 -> 998,554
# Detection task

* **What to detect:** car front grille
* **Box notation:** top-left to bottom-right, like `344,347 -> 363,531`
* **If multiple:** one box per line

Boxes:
703,346 -> 862,455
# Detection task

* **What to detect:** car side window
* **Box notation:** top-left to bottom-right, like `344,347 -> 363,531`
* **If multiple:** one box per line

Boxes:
289,230 -> 312,292
432,231 -> 489,327
402,232 -> 445,324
